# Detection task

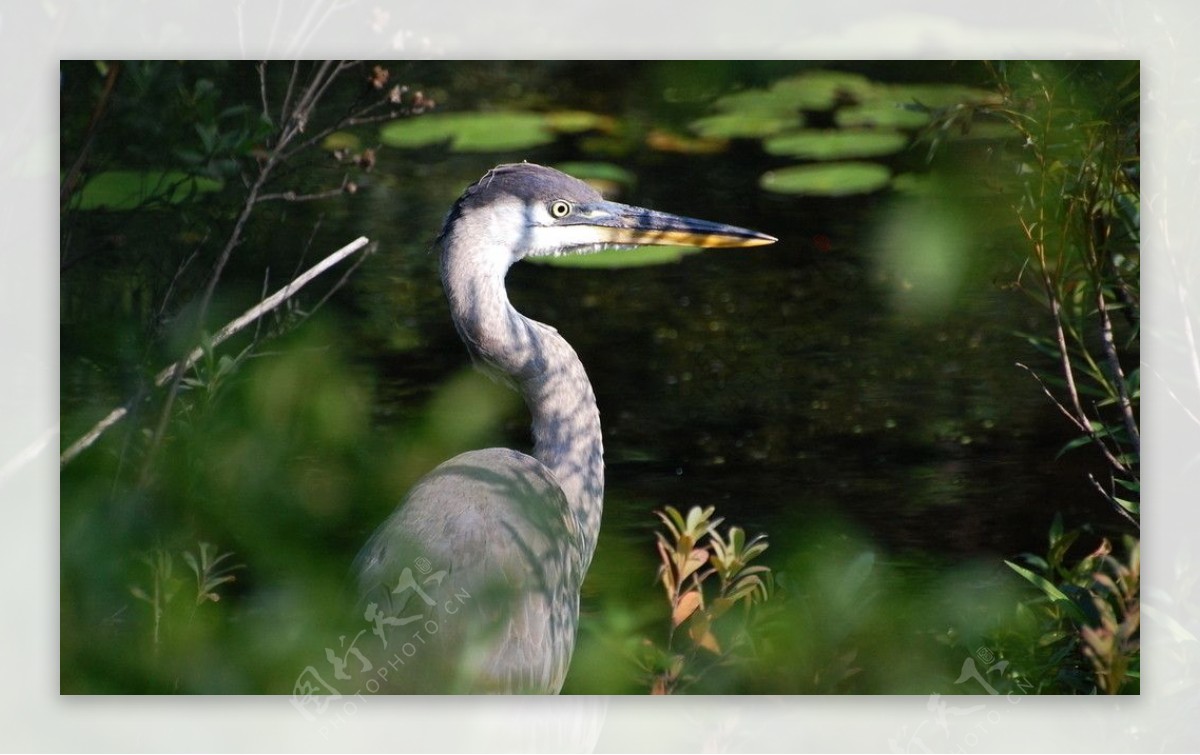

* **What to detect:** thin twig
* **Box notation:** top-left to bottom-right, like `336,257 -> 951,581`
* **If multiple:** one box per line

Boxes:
155,237 -> 205,325
277,60 -> 302,136
302,241 -> 375,321
1087,474 -> 1140,530
1015,362 -> 1128,473
256,178 -> 351,203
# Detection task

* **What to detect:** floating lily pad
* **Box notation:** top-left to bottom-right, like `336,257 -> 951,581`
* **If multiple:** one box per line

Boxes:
380,112 -> 554,152
767,70 -> 876,110
713,71 -> 876,117
882,83 -> 1003,110
525,245 -> 702,269
73,170 -> 224,210
835,103 -> 932,130
764,129 -> 909,160
321,131 -> 361,151
711,87 -> 799,116
760,163 -> 892,196
690,112 -> 801,139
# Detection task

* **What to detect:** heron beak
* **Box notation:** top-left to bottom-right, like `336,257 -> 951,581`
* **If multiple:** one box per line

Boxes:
578,201 -> 777,249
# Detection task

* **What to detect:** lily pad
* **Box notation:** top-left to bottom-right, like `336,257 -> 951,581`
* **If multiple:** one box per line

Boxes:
690,112 -> 801,139
712,71 -> 876,116
73,170 -> 224,210
882,83 -> 1003,110
760,163 -> 892,196
525,245 -> 702,269
835,103 -> 932,130
764,129 -> 909,160
711,88 -> 799,116
767,70 -> 876,110
321,131 -> 361,151
380,112 -> 554,152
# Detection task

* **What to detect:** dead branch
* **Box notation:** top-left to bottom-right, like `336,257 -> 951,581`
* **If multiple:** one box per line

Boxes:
60,236 -> 371,467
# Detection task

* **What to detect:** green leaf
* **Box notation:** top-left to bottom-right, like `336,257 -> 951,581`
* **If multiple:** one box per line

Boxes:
1049,512 -> 1064,545
1048,530 -> 1081,574
73,170 -> 224,210
1113,496 -> 1139,516
1005,560 -> 1088,623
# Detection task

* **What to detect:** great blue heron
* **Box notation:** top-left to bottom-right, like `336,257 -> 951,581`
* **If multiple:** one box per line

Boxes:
355,162 -> 775,693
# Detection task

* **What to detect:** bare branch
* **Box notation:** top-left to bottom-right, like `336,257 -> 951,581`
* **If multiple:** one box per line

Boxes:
1096,285 -> 1140,456
1087,474 -> 1140,530
256,177 -> 353,203
61,236 -> 371,467
1015,362 -> 1129,474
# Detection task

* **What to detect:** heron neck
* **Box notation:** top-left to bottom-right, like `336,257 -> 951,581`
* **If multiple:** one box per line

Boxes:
441,256 -> 605,568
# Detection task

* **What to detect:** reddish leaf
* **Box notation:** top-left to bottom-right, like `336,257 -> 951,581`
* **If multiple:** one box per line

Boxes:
673,589 -> 703,627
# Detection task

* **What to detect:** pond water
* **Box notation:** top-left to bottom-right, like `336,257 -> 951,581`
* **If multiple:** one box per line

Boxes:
60,61 -> 1136,693
327,62 -> 1125,568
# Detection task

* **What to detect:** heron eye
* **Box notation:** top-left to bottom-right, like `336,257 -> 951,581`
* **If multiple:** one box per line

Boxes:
549,200 -> 572,219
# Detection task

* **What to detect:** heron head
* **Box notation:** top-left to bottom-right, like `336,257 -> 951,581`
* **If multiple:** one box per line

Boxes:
438,163 -> 776,269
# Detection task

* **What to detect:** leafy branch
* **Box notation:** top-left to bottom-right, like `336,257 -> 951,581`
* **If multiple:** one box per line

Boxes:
641,505 -> 774,694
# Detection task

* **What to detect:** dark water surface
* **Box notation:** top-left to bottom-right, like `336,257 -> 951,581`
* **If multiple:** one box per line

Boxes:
333,63 -> 1124,572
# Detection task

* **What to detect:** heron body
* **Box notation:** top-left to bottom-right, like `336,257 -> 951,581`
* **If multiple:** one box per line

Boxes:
356,163 -> 775,693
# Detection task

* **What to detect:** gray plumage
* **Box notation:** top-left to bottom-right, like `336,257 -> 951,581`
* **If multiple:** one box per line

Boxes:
356,163 -> 774,693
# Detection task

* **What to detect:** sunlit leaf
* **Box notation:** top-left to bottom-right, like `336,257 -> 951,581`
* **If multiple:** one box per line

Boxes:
688,618 -> 722,654
673,589 -> 702,627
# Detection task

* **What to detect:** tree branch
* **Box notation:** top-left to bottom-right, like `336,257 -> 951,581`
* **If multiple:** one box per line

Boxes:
61,236 -> 371,467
